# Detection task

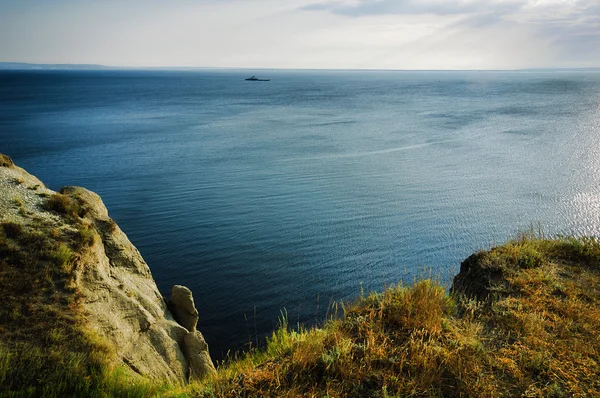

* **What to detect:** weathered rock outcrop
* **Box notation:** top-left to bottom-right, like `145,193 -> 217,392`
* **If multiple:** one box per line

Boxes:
66,185 -> 191,382
184,331 -> 218,381
0,154 -> 216,384
169,285 -> 199,332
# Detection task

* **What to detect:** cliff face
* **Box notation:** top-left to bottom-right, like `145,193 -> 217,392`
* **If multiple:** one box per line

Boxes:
66,185 -> 194,382
0,154 -> 215,385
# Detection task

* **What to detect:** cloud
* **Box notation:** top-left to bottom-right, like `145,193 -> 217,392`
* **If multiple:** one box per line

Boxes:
301,0 -> 600,67
301,0 -> 599,31
0,0 -> 598,69
301,0 -> 522,17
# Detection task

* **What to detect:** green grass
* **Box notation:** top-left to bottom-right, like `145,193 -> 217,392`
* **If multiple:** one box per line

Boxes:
0,341 -> 174,398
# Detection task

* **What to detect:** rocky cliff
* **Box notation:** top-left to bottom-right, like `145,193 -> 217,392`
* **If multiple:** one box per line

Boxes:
0,154 -> 215,385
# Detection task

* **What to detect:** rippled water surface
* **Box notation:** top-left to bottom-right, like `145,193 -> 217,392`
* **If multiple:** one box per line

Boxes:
1,69 -> 600,357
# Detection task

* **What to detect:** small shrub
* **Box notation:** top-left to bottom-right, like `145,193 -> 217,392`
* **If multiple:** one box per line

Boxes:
44,193 -> 81,220
51,227 -> 61,239
106,219 -> 117,233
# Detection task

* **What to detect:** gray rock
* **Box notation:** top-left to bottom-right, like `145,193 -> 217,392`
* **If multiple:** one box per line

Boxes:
169,285 -> 199,332
183,331 -> 217,381
72,194 -> 192,383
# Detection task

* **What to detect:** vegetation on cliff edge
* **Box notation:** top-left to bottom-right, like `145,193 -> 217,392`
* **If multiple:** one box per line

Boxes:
187,232 -> 600,398
1,187 -> 599,397
0,193 -> 172,397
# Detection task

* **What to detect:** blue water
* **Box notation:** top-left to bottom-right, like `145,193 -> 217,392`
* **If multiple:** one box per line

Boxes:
1,69 -> 600,358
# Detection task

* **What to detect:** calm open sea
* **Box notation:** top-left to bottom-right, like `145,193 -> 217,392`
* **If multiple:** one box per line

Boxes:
1,69 -> 599,358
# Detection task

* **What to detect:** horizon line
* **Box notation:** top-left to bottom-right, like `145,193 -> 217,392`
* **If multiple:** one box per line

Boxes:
1,61 -> 599,72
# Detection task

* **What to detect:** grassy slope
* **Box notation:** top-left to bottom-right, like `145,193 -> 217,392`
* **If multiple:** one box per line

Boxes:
1,184 -> 599,397
0,191 -> 170,397
189,233 -> 600,398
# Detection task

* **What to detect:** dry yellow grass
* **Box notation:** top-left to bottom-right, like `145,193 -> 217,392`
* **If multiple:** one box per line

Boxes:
192,234 -> 600,398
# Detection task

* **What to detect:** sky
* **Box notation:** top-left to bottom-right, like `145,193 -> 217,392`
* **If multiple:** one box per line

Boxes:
0,0 -> 598,70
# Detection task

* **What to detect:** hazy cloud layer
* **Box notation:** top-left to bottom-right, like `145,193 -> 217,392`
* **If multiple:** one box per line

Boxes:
302,0 -> 600,68
302,0 -> 522,17
302,0 -> 600,36
0,0 -> 598,69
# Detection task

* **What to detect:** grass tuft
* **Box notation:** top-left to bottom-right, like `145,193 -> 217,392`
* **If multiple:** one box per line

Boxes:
51,243 -> 76,273
43,193 -> 84,221
75,224 -> 96,247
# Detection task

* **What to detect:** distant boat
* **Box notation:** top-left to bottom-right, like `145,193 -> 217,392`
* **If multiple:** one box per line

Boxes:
245,76 -> 270,81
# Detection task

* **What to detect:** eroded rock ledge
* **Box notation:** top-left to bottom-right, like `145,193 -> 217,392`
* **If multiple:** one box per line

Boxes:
0,154 -> 216,384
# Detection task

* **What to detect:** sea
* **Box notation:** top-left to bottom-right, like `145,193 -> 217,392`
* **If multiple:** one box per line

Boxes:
1,69 -> 599,359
